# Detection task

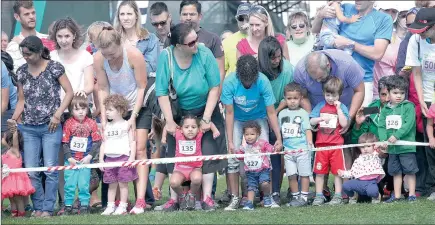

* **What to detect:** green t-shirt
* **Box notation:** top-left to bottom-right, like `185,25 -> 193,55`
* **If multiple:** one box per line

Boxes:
155,44 -> 220,110
270,60 -> 294,108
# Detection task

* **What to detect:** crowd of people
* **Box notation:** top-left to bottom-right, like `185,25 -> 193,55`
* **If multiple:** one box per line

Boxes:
1,0 -> 435,218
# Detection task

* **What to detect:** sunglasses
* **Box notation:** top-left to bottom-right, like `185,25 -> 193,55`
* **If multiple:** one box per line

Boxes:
250,5 -> 267,15
151,20 -> 167,27
182,37 -> 199,47
236,15 -> 248,22
290,24 -> 306,30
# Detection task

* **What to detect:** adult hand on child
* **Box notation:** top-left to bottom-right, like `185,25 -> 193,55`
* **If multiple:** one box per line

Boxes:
80,155 -> 93,164
429,138 -> 435,149
274,140 -> 283,152
165,120 -> 178,136
228,142 -> 235,154
68,158 -> 78,166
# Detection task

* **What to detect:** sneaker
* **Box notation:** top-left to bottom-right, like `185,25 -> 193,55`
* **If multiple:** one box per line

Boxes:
24,204 -> 33,212
289,196 -> 307,207
31,210 -> 43,217
371,197 -> 381,204
194,201 -> 202,211
79,206 -> 90,215
186,193 -> 196,210
349,198 -> 357,205
113,203 -> 127,215
201,196 -> 216,211
40,211 -> 52,218
427,192 -> 435,201
12,211 -> 26,217
384,194 -> 400,203
312,195 -> 326,206
272,192 -> 280,206
129,199 -> 146,215
242,200 -> 254,210
342,193 -> 349,204
327,196 -> 343,205
72,199 -> 81,214
408,195 -> 417,203
240,196 -> 248,207
178,194 -> 187,211
264,196 -> 280,208
218,190 -> 232,204
224,195 -> 241,211
162,199 -> 179,212
62,206 -> 73,216
56,203 -> 65,216
101,205 -> 116,215
152,187 -> 162,201
323,189 -> 332,202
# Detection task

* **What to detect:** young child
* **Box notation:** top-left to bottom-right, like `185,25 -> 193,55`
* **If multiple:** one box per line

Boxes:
100,94 -> 138,215
278,82 -> 313,207
164,115 -> 220,211
319,0 -> 360,55
339,133 -> 385,204
1,130 -> 35,217
61,96 -> 102,215
236,121 -> 278,210
310,77 -> 349,206
379,75 -> 418,203
86,21 -> 111,55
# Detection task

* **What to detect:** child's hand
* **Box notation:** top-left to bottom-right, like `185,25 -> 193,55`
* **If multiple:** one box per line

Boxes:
68,158 -> 78,166
337,169 -> 344,177
349,14 -> 361,23
377,143 -> 389,151
307,142 -> 314,150
128,157 -> 136,169
388,136 -> 397,144
212,129 -> 220,139
99,160 -> 105,172
334,101 -> 341,110
320,115 -> 331,123
80,155 -> 93,165
429,138 -> 435,149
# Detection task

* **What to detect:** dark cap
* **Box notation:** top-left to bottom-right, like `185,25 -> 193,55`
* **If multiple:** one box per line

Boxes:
236,3 -> 251,17
408,8 -> 435,34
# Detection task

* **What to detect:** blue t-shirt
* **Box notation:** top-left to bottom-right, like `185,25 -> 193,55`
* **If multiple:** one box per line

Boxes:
278,108 -> 311,151
221,72 -> 276,122
1,62 -> 17,110
340,4 -> 393,82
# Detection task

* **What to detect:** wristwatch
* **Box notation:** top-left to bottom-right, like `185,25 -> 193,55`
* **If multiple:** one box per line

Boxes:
349,41 -> 356,50
201,117 -> 211,124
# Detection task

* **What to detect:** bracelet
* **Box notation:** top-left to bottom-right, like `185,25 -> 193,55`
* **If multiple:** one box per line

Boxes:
132,111 -> 139,118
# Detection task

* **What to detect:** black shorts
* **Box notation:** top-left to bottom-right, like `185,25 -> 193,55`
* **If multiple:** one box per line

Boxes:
388,153 -> 419,175
156,145 -> 168,175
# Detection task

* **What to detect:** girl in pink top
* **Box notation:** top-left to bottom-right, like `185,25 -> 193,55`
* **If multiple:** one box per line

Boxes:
163,115 -> 220,210
426,104 -> 435,149
236,5 -> 290,60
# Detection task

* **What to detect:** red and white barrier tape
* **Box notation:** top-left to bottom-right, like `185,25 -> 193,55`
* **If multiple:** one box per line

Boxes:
2,141 -> 429,174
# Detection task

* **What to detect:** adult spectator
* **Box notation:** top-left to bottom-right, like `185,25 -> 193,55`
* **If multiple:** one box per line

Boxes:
1,59 -> 17,134
155,22 -> 226,211
312,1 -> 393,107
406,7 -> 435,200
415,1 -> 435,8
179,0 -> 225,90
286,12 -> 315,67
6,1 -> 54,72
149,2 -> 172,51
94,27 -> 150,214
49,17 -> 95,215
236,5 -> 290,61
1,31 -> 9,51
7,36 -> 73,217
258,36 -> 294,204
222,3 -> 251,75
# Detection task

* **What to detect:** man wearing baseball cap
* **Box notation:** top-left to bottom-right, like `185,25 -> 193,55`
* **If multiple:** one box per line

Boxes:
223,3 -> 251,76
406,7 -> 435,201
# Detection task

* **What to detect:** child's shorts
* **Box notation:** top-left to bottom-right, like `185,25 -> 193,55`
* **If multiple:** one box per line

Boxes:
246,169 -> 270,192
284,149 -> 312,177
103,155 -> 138,184
313,148 -> 345,175
173,164 -> 201,181
388,153 -> 419,176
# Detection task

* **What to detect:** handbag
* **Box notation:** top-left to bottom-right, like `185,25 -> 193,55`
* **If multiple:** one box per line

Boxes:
164,47 -> 182,122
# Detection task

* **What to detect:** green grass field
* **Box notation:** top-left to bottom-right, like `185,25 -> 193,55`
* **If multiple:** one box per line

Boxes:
2,175 -> 435,224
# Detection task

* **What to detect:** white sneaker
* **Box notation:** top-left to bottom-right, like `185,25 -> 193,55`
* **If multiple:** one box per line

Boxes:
195,201 -> 202,211
129,206 -> 145,214
427,192 -> 435,201
224,196 -> 241,211
101,205 -> 116,215
113,204 -> 127,215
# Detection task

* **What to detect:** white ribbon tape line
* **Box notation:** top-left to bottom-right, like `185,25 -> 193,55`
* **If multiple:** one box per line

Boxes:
2,141 -> 429,174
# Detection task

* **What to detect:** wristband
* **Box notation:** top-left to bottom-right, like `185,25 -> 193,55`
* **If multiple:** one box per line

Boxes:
132,111 -> 139,118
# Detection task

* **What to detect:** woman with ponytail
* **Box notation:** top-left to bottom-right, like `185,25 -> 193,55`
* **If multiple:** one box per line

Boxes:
7,35 -> 73,217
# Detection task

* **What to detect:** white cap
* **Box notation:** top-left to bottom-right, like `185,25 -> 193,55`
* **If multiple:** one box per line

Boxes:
375,1 -> 414,12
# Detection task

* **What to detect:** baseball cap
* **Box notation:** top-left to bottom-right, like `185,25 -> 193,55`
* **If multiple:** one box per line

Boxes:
408,8 -> 435,34
236,3 -> 251,17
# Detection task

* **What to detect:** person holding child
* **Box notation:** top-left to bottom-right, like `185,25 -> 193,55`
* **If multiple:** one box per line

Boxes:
309,77 -> 350,206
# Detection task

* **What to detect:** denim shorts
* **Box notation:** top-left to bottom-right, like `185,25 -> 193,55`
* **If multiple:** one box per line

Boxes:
246,169 -> 271,192
388,153 -> 419,175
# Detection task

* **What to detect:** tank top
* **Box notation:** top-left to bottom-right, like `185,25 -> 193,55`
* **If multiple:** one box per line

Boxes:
103,48 -> 141,110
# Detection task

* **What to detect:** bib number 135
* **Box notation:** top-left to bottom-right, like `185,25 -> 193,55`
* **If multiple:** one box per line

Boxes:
179,140 -> 197,155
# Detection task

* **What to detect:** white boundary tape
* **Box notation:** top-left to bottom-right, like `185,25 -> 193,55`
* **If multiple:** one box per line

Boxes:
2,141 -> 429,174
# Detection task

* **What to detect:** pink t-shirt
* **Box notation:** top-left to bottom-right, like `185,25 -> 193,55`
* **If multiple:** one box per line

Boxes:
237,139 -> 274,172
236,34 -> 286,57
342,152 -> 385,182
174,129 -> 203,168
373,43 -> 400,99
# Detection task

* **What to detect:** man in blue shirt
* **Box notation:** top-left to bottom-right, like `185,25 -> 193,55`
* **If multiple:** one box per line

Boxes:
311,1 -> 393,107
1,61 -> 17,134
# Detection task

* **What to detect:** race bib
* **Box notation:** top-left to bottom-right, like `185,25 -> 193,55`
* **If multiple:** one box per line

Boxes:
244,156 -> 262,170
70,137 -> 88,152
386,115 -> 402,130
422,59 -> 435,73
179,140 -> 197,155
319,113 -> 338,129
282,123 -> 298,138
106,129 -> 122,138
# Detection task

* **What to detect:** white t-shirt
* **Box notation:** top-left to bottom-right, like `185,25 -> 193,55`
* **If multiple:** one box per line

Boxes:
50,49 -> 93,108
405,34 -> 435,102
103,120 -> 131,157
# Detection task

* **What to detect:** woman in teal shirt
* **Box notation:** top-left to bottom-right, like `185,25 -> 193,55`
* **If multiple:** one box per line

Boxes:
258,36 -> 294,204
155,22 -> 226,211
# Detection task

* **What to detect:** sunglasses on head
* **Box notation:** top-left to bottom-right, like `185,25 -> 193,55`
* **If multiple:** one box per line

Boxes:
182,37 -> 199,47
250,5 -> 267,15
290,24 -> 306,29
151,20 -> 167,27
236,15 -> 249,22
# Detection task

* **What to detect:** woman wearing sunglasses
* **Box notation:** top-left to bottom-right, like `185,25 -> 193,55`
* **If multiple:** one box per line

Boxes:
155,22 -> 226,212
286,11 -> 316,67
236,5 -> 290,61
